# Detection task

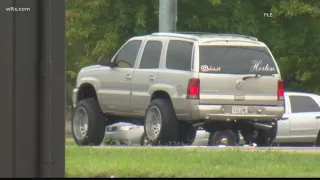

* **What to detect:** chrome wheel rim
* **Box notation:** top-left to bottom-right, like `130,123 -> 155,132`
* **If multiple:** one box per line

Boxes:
73,107 -> 89,141
145,106 -> 162,141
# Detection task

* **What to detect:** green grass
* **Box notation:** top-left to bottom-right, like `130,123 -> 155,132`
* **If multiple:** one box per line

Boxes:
65,139 -> 76,146
66,141 -> 320,178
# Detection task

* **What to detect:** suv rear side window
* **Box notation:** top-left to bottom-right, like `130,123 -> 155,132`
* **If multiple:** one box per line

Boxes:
114,40 -> 142,68
166,40 -> 193,71
289,95 -> 320,113
199,46 -> 278,74
139,41 -> 162,69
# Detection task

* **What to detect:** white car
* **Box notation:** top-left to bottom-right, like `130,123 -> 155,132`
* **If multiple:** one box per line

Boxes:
275,91 -> 320,146
104,123 -> 209,146
104,123 -> 144,145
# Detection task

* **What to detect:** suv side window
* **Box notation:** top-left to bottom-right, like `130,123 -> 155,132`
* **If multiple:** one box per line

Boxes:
289,95 -> 320,113
166,40 -> 193,71
139,41 -> 162,69
114,40 -> 142,68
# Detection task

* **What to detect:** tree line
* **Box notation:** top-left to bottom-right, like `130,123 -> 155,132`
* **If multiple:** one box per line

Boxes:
66,0 -> 320,105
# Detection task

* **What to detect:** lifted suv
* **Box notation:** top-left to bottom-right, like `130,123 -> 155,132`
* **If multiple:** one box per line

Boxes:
72,32 -> 285,146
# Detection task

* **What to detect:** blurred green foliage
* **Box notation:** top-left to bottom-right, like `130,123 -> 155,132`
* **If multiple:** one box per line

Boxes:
66,0 -> 320,105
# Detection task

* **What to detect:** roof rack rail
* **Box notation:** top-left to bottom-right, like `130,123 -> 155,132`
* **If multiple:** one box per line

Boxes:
151,32 -> 199,40
151,32 -> 258,41
171,32 -> 258,41
213,34 -> 258,41
174,31 -> 209,35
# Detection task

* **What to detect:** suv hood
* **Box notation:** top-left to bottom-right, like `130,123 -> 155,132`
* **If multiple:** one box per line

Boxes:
80,64 -> 102,71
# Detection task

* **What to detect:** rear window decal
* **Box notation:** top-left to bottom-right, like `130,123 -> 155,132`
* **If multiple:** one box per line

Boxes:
200,65 -> 221,72
250,60 -> 276,72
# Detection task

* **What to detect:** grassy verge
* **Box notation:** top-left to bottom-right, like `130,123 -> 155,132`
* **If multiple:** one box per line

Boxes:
66,143 -> 320,178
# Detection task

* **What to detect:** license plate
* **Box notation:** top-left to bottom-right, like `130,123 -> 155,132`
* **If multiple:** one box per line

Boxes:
232,106 -> 248,115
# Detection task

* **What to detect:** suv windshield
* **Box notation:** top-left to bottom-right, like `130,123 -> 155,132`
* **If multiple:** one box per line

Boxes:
199,46 -> 278,75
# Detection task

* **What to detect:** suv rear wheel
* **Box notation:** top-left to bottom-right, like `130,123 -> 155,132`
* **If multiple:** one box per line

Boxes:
72,98 -> 106,146
144,99 -> 180,145
255,121 -> 277,146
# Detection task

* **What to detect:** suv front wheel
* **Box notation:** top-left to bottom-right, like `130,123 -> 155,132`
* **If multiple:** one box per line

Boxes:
72,98 -> 106,146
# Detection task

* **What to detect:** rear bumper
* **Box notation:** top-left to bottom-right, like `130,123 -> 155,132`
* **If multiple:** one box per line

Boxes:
190,104 -> 284,122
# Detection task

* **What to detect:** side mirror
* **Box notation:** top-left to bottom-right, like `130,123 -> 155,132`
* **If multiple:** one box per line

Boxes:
98,55 -> 113,66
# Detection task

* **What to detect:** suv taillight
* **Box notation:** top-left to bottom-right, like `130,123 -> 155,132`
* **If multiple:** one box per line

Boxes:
187,78 -> 200,99
278,80 -> 284,101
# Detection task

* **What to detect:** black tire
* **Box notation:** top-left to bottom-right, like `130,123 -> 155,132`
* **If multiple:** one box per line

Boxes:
178,122 -> 197,146
208,130 -> 237,146
240,130 -> 256,145
71,98 -> 106,146
255,121 -> 278,147
144,99 -> 179,146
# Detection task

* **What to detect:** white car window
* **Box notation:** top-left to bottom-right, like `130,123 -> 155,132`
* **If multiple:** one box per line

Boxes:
289,95 -> 320,113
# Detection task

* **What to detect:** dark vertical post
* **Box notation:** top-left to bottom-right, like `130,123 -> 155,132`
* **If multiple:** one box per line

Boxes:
0,0 -> 39,177
13,0 -> 40,176
39,0 -> 65,177
0,0 -> 15,176
0,0 -> 65,177
48,0 -> 66,174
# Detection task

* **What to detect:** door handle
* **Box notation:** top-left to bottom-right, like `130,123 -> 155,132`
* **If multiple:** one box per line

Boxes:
280,116 -> 289,120
315,116 -> 320,119
149,76 -> 155,81
126,74 -> 132,79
